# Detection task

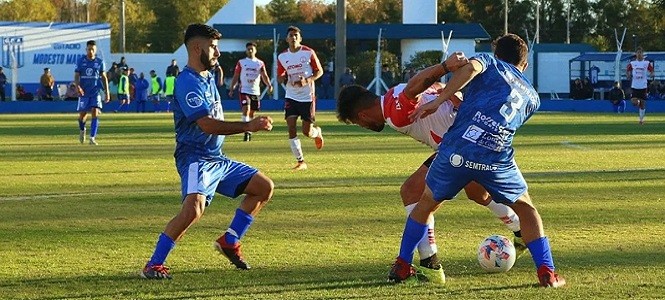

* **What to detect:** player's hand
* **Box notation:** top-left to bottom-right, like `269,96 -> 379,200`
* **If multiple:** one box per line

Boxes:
248,116 -> 273,132
268,85 -> 273,94
443,51 -> 469,72
409,97 -> 444,120
104,93 -> 110,103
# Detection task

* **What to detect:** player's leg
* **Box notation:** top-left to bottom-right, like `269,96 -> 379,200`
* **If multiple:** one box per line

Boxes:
77,97 -> 89,143
240,94 -> 252,141
637,91 -> 646,124
142,193 -> 207,280
213,161 -> 273,269
401,154 -> 440,270
463,181 -> 525,254
300,100 -> 323,150
89,96 -> 102,145
478,162 -> 565,287
285,99 -> 306,170
390,153 -> 469,283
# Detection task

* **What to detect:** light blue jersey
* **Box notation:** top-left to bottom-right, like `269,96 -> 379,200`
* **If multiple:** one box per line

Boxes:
426,53 -> 539,204
173,66 -> 224,159
172,66 -> 257,203
75,56 -> 106,96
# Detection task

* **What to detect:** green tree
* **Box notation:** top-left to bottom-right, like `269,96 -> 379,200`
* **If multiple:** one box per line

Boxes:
93,0 -> 156,53
267,0 -> 301,23
0,0 -> 58,22
347,50 -> 398,87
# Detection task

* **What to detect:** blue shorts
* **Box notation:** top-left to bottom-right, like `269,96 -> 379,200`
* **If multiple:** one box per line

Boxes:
77,94 -> 103,112
118,94 -> 129,101
425,151 -> 527,205
149,94 -> 160,102
176,156 -> 258,205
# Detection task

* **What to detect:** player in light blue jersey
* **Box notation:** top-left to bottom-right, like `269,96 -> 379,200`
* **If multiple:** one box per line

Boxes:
390,34 -> 565,288
141,24 -> 275,280
75,40 -> 110,145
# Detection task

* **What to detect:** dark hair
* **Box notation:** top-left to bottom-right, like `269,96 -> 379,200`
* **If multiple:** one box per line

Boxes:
492,34 -> 528,68
86,40 -> 96,46
287,26 -> 301,34
336,84 -> 378,124
246,42 -> 257,48
636,46 -> 643,52
184,23 -> 222,45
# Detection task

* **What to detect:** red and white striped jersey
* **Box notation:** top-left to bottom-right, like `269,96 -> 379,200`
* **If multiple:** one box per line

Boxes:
234,57 -> 266,96
381,83 -> 459,150
277,45 -> 320,102
627,60 -> 654,89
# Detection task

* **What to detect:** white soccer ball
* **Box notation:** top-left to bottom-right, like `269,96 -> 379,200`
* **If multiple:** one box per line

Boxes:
477,235 -> 516,273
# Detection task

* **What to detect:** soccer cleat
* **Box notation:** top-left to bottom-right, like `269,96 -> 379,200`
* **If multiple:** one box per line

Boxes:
141,264 -> 172,280
313,126 -> 324,150
292,161 -> 308,171
416,264 -> 445,284
79,129 -> 86,144
214,235 -> 251,270
537,265 -> 566,288
243,132 -> 252,142
89,137 -> 98,145
513,236 -> 528,259
388,257 -> 418,284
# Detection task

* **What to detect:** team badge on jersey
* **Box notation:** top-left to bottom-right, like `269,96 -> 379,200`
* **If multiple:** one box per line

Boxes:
185,92 -> 203,108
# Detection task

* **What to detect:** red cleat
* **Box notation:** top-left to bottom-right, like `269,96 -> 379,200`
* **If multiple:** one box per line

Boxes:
537,265 -> 566,288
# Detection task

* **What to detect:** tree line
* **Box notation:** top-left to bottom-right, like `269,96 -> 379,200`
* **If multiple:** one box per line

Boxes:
0,0 -> 662,85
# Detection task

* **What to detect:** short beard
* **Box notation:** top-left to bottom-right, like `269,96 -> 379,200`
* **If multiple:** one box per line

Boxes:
199,50 -> 214,70
369,123 -> 385,132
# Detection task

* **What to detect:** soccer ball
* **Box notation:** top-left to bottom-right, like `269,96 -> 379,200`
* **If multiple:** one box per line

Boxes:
477,235 -> 516,273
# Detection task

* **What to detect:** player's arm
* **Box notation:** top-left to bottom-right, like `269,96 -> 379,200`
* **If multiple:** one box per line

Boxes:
260,64 -> 273,93
410,59 -> 482,120
277,58 -> 288,85
216,65 -> 224,87
626,64 -> 632,80
101,71 -> 110,102
308,51 -> 324,82
402,52 -> 468,101
228,66 -> 240,96
649,62 -> 655,80
196,115 -> 273,135
74,72 -> 80,88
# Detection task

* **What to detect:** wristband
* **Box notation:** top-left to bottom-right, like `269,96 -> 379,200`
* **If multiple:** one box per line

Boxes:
441,61 -> 451,73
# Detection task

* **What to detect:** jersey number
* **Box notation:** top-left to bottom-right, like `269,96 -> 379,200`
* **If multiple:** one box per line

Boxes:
499,89 -> 525,122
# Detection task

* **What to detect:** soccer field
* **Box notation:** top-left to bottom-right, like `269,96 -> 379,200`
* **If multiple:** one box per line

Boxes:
1,111 -> 664,299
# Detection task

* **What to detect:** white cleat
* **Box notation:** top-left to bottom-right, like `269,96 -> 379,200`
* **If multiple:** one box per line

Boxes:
89,137 -> 98,145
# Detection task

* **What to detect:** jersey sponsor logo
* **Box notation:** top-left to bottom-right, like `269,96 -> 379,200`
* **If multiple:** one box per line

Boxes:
450,153 -> 498,171
85,68 -> 94,76
185,91 -> 203,108
449,153 -> 464,167
300,57 -> 308,64
462,124 -> 484,143
287,64 -> 303,70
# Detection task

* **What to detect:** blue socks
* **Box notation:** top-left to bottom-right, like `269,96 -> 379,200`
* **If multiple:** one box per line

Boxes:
527,236 -> 555,270
90,118 -> 99,138
398,216 -> 428,264
78,119 -> 85,131
224,208 -> 254,245
148,233 -> 175,266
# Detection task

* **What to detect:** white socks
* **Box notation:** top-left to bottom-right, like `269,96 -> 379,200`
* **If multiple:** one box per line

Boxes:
289,137 -> 304,162
308,126 -> 320,139
405,203 -> 437,260
639,109 -> 645,122
485,200 -> 521,232
241,115 -> 251,123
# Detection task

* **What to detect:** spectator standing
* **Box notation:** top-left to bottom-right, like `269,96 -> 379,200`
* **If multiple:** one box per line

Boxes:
318,65 -> 334,99
40,68 -> 55,100
134,72 -> 150,113
381,64 -> 394,92
149,70 -> 164,112
115,67 -> 131,112
166,59 -> 179,78
162,71 -> 175,112
0,67 -> 8,101
117,56 -> 128,69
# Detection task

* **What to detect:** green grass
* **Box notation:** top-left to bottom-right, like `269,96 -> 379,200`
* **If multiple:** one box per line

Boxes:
0,111 -> 664,299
